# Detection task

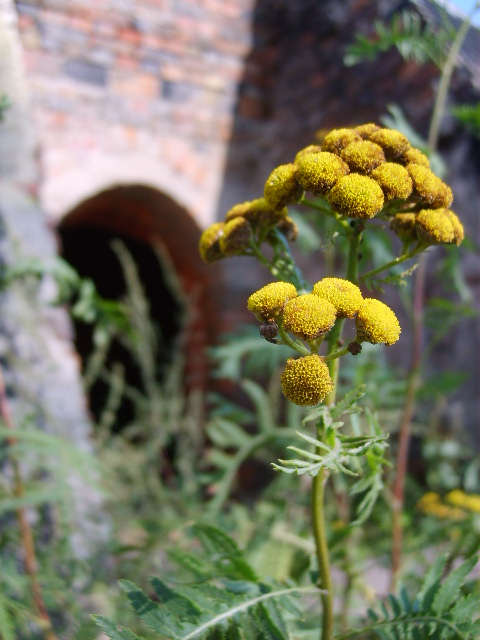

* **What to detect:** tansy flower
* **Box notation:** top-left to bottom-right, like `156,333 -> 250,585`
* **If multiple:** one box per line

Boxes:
264,163 -> 304,210
295,151 -> 349,195
369,128 -> 410,159
321,127 -> 362,154
407,164 -> 443,206
432,180 -> 453,209
226,198 -> 287,227
276,216 -> 299,241
199,222 -> 225,263
356,298 -> 401,345
340,140 -> 386,173
281,355 -> 333,406
282,294 -> 337,340
219,217 -> 252,256
390,212 -> 418,243
328,173 -> 384,219
294,144 -> 322,163
415,209 -> 455,245
370,162 -> 413,201
353,122 -> 381,139
444,209 -> 464,245
400,147 -> 430,168
312,277 -> 363,318
247,281 -> 297,321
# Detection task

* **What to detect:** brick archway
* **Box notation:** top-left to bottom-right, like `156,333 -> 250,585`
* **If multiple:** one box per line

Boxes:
57,184 -> 221,426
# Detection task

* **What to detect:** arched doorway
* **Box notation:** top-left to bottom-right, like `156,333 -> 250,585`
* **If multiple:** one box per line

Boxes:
57,184 -> 220,431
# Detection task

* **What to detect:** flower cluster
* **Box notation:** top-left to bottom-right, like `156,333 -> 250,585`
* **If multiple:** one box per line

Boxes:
417,490 -> 480,520
199,123 -> 464,263
247,278 -> 400,406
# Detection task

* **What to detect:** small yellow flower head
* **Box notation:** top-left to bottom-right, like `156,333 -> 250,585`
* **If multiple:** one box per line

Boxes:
353,122 -> 381,139
276,216 -> 299,241
312,277 -> 363,318
444,209 -> 464,246
369,128 -> 410,159
370,162 -> 413,201
282,294 -> 337,340
247,281 -> 297,321
321,128 -> 362,154
328,173 -> 384,219
281,355 -> 333,406
415,208 -> 455,245
400,147 -> 430,168
219,217 -> 252,256
226,198 -> 287,227
390,212 -> 418,243
199,222 -> 225,263
340,140 -> 386,173
356,298 -> 401,345
432,180 -> 453,209
407,164 -> 443,206
264,163 -> 304,210
296,151 -> 350,195
294,144 -> 322,163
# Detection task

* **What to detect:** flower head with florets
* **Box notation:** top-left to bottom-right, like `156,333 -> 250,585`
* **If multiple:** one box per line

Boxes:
282,294 -> 337,341
400,147 -> 430,168
369,128 -> 410,159
407,164 -> 444,206
312,277 -> 363,318
390,212 -> 418,244
328,173 -> 384,219
247,281 -> 298,322
355,298 -> 401,345
321,128 -> 362,154
281,355 -> 333,406
295,152 -> 350,195
199,222 -> 225,263
264,163 -> 304,210
353,123 -> 381,139
226,198 -> 287,227
340,140 -> 386,174
370,162 -> 413,201
415,208 -> 458,245
219,217 -> 252,256
294,145 -> 322,163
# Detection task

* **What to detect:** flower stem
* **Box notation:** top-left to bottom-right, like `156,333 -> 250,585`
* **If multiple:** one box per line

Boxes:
359,248 -> 420,282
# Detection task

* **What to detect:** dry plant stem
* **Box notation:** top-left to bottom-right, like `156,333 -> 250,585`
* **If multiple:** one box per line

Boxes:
0,367 -> 58,640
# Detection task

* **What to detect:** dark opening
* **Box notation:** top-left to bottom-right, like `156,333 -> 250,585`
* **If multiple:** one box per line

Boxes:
59,225 -> 183,430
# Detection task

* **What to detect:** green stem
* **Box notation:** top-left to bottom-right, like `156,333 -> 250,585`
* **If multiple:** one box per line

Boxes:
277,326 -> 311,356
301,196 -> 352,233
359,248 -> 420,282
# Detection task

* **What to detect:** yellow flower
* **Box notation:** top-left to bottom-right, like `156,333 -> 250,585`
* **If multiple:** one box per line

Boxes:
444,209 -> 464,246
219,217 -> 252,256
276,216 -> 299,241
432,180 -> 453,209
415,209 -> 455,245
282,294 -> 337,340
400,147 -> 430,168
369,128 -> 410,159
353,122 -> 381,139
295,151 -> 349,195
199,222 -> 225,263
226,198 -> 287,227
321,127 -> 362,154
281,355 -> 333,406
340,140 -> 386,173
247,281 -> 297,321
264,163 -> 304,210
312,277 -> 363,318
294,144 -> 322,163
370,162 -> 413,201
407,164 -> 443,206
390,212 -> 417,243
356,298 -> 401,345
328,173 -> 384,219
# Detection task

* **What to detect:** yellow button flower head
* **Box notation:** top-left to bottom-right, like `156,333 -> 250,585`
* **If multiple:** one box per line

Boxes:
282,294 -> 337,340
432,180 -> 453,209
264,163 -> 304,210
400,147 -> 430,168
407,164 -> 443,206
353,122 -> 381,139
276,216 -> 298,241
328,173 -> 384,219
390,212 -> 417,243
294,144 -> 322,163
199,222 -> 225,263
312,277 -> 363,318
247,281 -> 297,321
219,217 -> 252,256
369,128 -> 410,159
444,209 -> 464,246
295,151 -> 349,195
321,128 -> 362,154
281,355 -> 333,406
370,162 -> 413,201
415,208 -> 456,245
226,198 -> 287,227
356,298 -> 401,345
340,140 -> 386,173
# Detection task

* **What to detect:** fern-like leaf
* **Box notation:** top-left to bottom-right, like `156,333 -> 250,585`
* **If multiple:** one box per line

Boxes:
92,615 -> 145,640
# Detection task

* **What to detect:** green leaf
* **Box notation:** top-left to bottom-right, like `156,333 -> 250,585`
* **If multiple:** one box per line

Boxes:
450,594 -> 480,624
0,593 -> 15,640
418,554 -> 448,611
207,417 -> 252,449
92,615 -> 145,640
240,379 -> 275,433
432,556 -> 478,614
